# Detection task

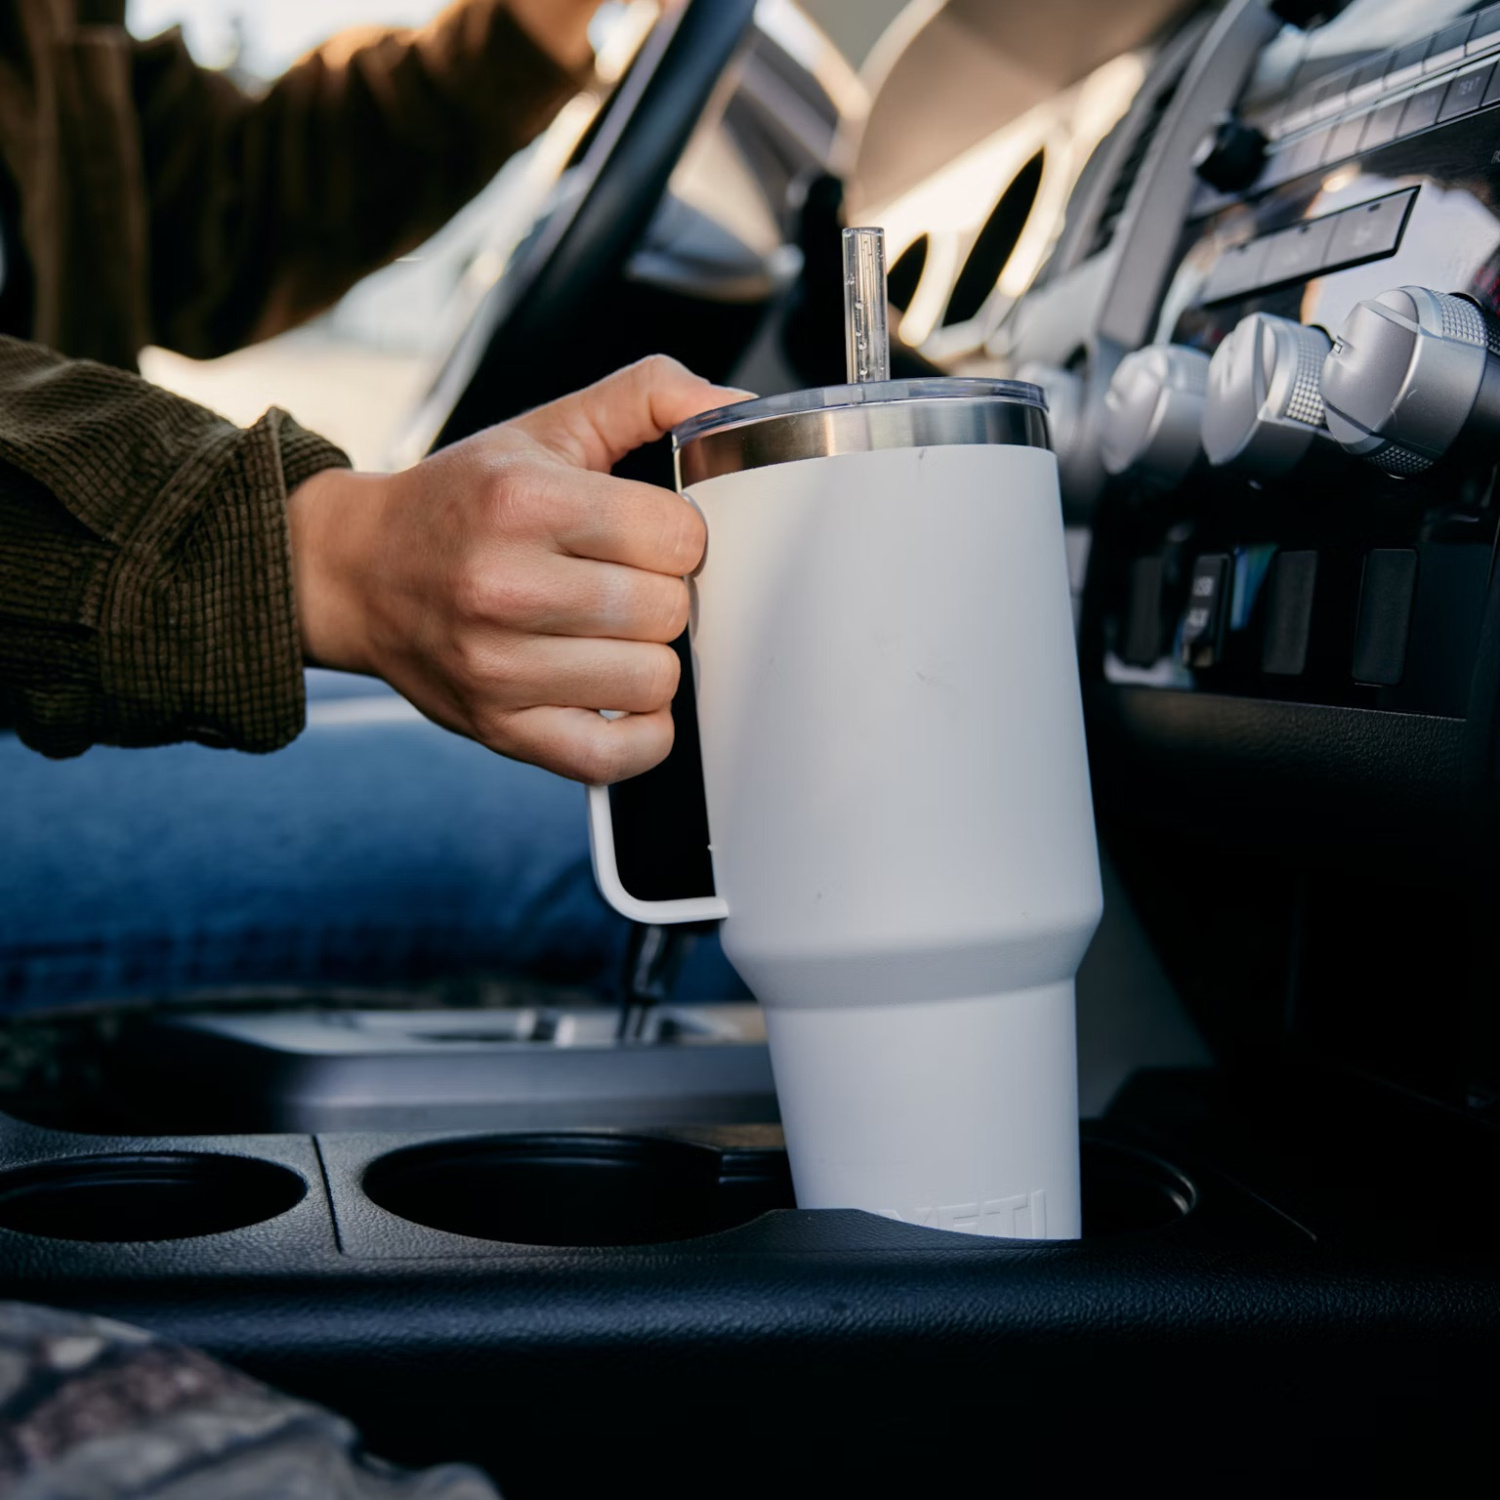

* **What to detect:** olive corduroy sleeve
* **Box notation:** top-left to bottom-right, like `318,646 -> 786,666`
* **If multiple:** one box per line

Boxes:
129,1 -> 589,360
0,335 -> 349,757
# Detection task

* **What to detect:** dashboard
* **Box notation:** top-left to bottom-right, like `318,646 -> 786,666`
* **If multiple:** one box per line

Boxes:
976,0 -> 1500,875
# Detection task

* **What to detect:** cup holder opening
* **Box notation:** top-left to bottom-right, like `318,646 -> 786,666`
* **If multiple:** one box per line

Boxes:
0,1153 -> 307,1242
362,1133 -> 1190,1248
1080,1139 -> 1195,1236
363,1134 -> 773,1248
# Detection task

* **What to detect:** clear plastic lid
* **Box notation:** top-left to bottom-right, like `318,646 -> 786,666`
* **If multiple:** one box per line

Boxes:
672,378 -> 1048,451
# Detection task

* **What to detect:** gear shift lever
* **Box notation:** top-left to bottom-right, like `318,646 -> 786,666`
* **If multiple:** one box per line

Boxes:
617,923 -> 688,1041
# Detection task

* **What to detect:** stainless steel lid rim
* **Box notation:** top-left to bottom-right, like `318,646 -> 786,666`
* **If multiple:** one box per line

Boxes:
675,384 -> 1052,486
673,377 -> 1047,446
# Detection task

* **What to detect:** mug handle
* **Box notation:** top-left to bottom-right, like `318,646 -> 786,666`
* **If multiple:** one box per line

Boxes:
587,782 -> 729,925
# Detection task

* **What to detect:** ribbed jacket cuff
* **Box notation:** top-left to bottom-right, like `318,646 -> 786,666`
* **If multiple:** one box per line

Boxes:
96,408 -> 351,755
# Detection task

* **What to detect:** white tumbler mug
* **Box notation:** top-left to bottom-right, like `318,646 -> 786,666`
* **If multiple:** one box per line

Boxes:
587,378 -> 1102,1238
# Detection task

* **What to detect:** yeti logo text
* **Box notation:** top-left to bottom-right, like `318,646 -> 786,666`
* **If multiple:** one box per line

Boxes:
878,1190 -> 1047,1237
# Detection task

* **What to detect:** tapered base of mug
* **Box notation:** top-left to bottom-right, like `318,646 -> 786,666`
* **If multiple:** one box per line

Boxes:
762,981 -> 1081,1239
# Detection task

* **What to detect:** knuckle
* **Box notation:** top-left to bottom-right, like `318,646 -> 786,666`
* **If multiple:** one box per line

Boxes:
485,457 -> 550,533
450,559 -> 541,634
450,558 -> 494,625
575,727 -> 629,786
658,578 -> 691,639
637,353 -> 684,384
450,629 -> 494,688
614,573 -> 688,641
666,503 -> 706,575
640,645 -> 681,707
470,704 -> 518,757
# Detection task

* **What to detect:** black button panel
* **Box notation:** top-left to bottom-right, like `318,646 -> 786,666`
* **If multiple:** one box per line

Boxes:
1245,5 -> 1500,194
1201,189 -> 1416,305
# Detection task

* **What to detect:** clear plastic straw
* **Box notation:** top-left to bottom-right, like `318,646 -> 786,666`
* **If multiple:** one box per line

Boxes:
842,227 -> 890,384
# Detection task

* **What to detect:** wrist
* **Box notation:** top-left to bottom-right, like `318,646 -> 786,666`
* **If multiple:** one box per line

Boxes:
286,467 -> 388,675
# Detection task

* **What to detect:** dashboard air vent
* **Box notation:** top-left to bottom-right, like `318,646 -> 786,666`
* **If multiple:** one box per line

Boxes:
943,150 -> 1045,327
1085,72 -> 1181,261
887,235 -> 929,313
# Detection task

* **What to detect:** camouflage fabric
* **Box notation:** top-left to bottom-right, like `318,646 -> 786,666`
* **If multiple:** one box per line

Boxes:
0,1303 -> 501,1499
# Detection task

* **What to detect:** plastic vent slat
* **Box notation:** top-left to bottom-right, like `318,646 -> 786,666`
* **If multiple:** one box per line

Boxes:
1085,75 -> 1181,260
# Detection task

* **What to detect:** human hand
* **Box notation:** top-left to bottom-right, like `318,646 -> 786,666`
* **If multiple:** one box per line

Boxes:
287,355 -> 744,782
506,0 -> 605,71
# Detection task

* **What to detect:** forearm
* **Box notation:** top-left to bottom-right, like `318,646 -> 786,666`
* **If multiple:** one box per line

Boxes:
137,0 -> 595,357
507,0 -> 601,71
0,337 -> 348,756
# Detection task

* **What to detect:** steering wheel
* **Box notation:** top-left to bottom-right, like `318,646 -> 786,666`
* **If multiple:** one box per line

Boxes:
411,0 -> 758,452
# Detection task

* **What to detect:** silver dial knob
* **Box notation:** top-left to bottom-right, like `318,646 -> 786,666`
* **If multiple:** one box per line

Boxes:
1099,344 -> 1211,484
1320,286 -> 1500,475
1201,313 -> 1331,476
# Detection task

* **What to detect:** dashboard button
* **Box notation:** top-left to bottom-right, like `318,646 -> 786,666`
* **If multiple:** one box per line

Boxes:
1260,142 -> 1301,187
1261,551 -> 1318,677
1121,556 -> 1166,668
1483,64 -> 1500,107
1469,5 -> 1500,54
1424,17 -> 1474,73
1325,112 -> 1368,162
1398,82 -> 1446,134
1306,71 -> 1351,121
1203,237 -> 1269,303
1347,54 -> 1391,104
1325,189 -> 1416,267
1284,127 -> 1332,178
1262,217 -> 1336,286
1384,37 -> 1432,89
1352,550 -> 1417,686
1360,98 -> 1406,150
1180,555 -> 1230,670
1439,64 -> 1494,120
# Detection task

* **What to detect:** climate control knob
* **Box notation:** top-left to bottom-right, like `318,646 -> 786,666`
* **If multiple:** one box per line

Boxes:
1321,287 -> 1500,475
1099,344 -> 1211,485
1202,312 -> 1331,476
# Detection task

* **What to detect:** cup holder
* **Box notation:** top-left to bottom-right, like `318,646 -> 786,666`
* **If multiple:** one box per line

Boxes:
0,1153 -> 307,1242
363,1132 -> 1191,1248
1080,1138 -> 1195,1235
363,1133 -> 775,1248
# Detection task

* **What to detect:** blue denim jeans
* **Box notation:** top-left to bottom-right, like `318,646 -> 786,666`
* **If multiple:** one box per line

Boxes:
0,671 -> 746,1014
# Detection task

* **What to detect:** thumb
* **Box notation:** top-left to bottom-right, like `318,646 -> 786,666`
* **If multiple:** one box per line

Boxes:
513,355 -> 752,472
